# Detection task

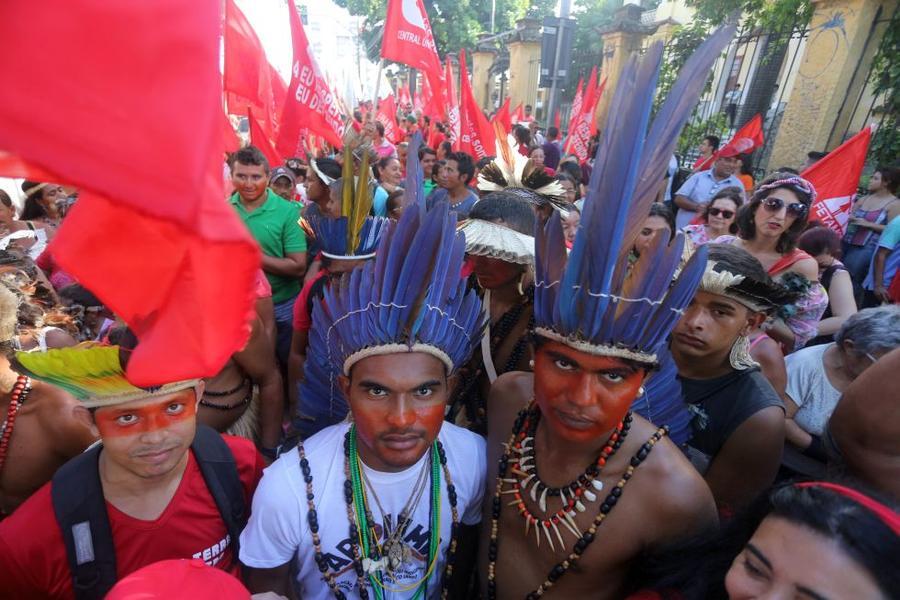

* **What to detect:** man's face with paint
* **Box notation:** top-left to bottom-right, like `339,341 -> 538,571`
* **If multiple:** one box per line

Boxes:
339,352 -> 450,472
533,339 -> 646,444
91,388 -> 200,480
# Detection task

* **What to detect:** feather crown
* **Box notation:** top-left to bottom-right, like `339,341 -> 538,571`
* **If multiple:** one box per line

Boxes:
299,134 -> 485,422
13,343 -> 199,408
534,25 -> 736,365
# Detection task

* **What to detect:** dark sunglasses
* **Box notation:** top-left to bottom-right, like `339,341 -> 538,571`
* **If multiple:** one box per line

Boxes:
707,207 -> 735,219
762,197 -> 808,218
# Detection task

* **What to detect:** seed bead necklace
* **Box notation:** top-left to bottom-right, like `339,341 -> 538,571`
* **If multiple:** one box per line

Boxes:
486,405 -> 668,600
299,425 -> 460,600
0,375 -> 31,476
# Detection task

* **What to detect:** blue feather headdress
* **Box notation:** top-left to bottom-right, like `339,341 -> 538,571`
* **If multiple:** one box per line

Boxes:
534,25 -> 735,365
299,134 -> 484,424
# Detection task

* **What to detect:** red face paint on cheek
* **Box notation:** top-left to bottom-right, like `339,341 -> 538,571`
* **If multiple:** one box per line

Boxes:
95,394 -> 197,438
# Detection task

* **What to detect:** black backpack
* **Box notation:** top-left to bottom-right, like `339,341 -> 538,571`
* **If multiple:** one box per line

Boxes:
50,425 -> 247,600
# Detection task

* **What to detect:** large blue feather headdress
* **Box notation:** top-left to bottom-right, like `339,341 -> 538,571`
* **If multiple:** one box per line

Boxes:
300,134 -> 484,422
534,25 -> 735,365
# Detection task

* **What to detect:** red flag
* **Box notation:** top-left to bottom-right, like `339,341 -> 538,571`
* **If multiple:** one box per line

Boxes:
457,50 -> 496,160
249,108 -> 284,167
444,57 -> 461,149
512,103 -> 524,124
420,71 -> 444,121
224,0 -> 281,138
802,126 -> 872,236
277,0 -> 344,155
697,113 -> 766,171
566,74 -> 605,161
492,97 -> 512,136
397,85 -> 412,110
376,95 -> 402,145
381,0 -> 442,78
583,67 -> 600,136
0,1 -> 259,385
564,78 -> 584,140
222,111 -> 242,154
554,109 -> 561,131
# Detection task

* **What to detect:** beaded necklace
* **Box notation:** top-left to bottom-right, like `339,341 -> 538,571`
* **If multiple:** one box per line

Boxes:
299,425 -> 460,600
486,405 -> 667,599
0,375 -> 31,476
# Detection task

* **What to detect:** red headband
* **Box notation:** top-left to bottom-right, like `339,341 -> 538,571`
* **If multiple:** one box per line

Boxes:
795,482 -> 900,536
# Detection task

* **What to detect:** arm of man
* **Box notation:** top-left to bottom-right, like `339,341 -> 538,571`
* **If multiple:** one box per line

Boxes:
233,316 -> 284,449
286,328 -> 309,418
673,194 -> 700,212
704,406 -> 785,511
873,247 -> 891,302
448,524 -> 479,600
244,565 -> 295,599
261,252 -> 306,279
782,394 -> 812,450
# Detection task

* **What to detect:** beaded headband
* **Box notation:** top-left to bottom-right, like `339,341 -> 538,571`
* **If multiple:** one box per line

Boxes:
753,176 -> 817,205
795,482 -> 900,536
534,26 -> 735,365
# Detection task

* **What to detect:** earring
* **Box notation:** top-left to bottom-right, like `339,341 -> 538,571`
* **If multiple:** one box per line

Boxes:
637,386 -> 645,396
528,359 -> 535,368
729,335 -> 758,370
517,270 -> 526,296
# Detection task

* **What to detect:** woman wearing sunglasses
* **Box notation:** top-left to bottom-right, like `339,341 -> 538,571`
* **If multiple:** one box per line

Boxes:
683,187 -> 744,246
717,173 -> 827,351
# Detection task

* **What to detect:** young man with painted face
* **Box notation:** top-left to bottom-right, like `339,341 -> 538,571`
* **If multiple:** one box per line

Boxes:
241,160 -> 486,599
671,243 -> 796,511
0,340 -> 263,598
480,32 -> 734,600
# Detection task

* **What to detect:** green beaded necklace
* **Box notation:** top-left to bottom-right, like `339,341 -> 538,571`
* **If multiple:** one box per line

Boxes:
348,425 -> 442,600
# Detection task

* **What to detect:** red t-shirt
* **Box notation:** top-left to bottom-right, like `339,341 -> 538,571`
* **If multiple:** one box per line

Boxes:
0,435 -> 263,599
292,268 -> 328,332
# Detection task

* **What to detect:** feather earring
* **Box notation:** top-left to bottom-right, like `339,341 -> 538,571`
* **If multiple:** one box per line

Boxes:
729,335 -> 758,370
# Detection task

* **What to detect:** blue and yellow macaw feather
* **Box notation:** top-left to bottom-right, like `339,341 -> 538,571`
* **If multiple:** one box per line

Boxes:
13,344 -> 137,400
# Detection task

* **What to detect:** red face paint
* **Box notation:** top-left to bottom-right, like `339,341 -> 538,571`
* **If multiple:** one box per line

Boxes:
533,341 -> 645,443
94,391 -> 197,438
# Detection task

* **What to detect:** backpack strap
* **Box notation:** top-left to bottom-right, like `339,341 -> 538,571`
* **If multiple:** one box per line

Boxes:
51,445 -> 117,600
191,424 -> 247,567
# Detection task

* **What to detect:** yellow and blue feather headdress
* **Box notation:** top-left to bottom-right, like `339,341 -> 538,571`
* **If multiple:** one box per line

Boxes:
534,26 -> 735,365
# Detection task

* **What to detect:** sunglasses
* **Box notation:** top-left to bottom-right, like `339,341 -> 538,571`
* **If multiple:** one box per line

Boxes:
707,207 -> 735,219
762,197 -> 808,218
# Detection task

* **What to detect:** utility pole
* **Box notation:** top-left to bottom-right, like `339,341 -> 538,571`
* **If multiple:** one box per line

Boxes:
545,0 -> 572,128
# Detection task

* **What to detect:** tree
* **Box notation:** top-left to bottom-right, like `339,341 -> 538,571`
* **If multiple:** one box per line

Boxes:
335,0 -> 556,63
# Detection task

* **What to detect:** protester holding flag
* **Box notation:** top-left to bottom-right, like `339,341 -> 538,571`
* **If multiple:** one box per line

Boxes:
840,166 -> 900,299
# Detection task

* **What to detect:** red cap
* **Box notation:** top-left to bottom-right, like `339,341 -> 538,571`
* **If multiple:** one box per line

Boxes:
106,559 -> 251,599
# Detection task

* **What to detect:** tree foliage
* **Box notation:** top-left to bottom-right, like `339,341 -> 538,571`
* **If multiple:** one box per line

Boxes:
335,0 -> 556,63
869,7 -> 900,168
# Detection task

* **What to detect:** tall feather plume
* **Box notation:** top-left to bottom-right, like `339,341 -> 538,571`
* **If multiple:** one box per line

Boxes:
340,144 -> 354,224
349,150 -> 371,253
403,133 -> 426,216
534,24 -> 735,362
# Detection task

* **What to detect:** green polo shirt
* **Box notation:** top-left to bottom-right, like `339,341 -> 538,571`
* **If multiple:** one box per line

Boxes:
231,189 -> 306,303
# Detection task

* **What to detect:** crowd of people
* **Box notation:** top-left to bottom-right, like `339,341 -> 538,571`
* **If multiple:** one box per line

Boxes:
0,31 -> 897,600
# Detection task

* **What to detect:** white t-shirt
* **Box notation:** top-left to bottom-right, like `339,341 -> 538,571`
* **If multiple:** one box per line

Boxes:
240,421 -> 486,600
785,343 -> 841,436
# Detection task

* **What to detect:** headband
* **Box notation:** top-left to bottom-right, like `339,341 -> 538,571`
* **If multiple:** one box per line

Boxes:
309,159 -> 336,186
753,176 -> 817,205
795,482 -> 900,536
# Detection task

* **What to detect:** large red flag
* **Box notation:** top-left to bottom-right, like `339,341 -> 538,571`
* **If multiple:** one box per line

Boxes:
457,50 -> 496,160
277,0 -> 344,155
492,97 -> 512,136
802,126 -> 872,236
249,108 -> 284,167
444,57 -> 461,149
381,0 -> 442,78
696,113 -> 765,171
564,77 -> 584,142
566,74 -> 605,161
376,95 -> 402,145
0,1 -> 259,385
418,71 -> 444,121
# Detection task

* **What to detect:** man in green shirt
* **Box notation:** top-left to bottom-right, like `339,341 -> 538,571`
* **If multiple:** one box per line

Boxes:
230,146 -> 307,365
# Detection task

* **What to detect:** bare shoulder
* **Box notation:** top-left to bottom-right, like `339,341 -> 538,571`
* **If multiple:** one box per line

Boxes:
629,417 -> 717,541
792,256 -> 820,282
487,371 -> 532,440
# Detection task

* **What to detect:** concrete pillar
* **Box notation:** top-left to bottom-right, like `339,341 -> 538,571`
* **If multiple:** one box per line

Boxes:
596,4 -> 651,131
507,18 -> 542,113
767,0 -> 897,169
472,46 -> 497,112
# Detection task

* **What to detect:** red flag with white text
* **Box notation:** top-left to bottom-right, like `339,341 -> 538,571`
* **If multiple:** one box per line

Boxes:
277,0 -> 344,155
397,85 -> 412,110
567,73 -> 604,161
802,126 -> 872,236
565,78 -> 584,138
457,50 -> 496,160
0,0 -> 259,385
381,0 -> 442,78
444,57 -> 460,149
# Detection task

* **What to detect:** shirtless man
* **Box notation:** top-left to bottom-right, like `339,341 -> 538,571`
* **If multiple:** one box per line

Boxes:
479,33 -> 732,598
0,284 -> 96,515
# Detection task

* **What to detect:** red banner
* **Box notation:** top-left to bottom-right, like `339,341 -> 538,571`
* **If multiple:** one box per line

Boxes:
564,77 -> 584,139
0,0 -> 259,385
566,71 -> 604,162
444,57 -> 460,148
397,84 -> 412,110
381,0 -> 442,78
512,102 -> 524,124
457,50 -> 496,160
277,0 -> 344,155
249,108 -> 283,167
697,113 -> 765,171
491,96 -> 512,137
802,126 -> 872,236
